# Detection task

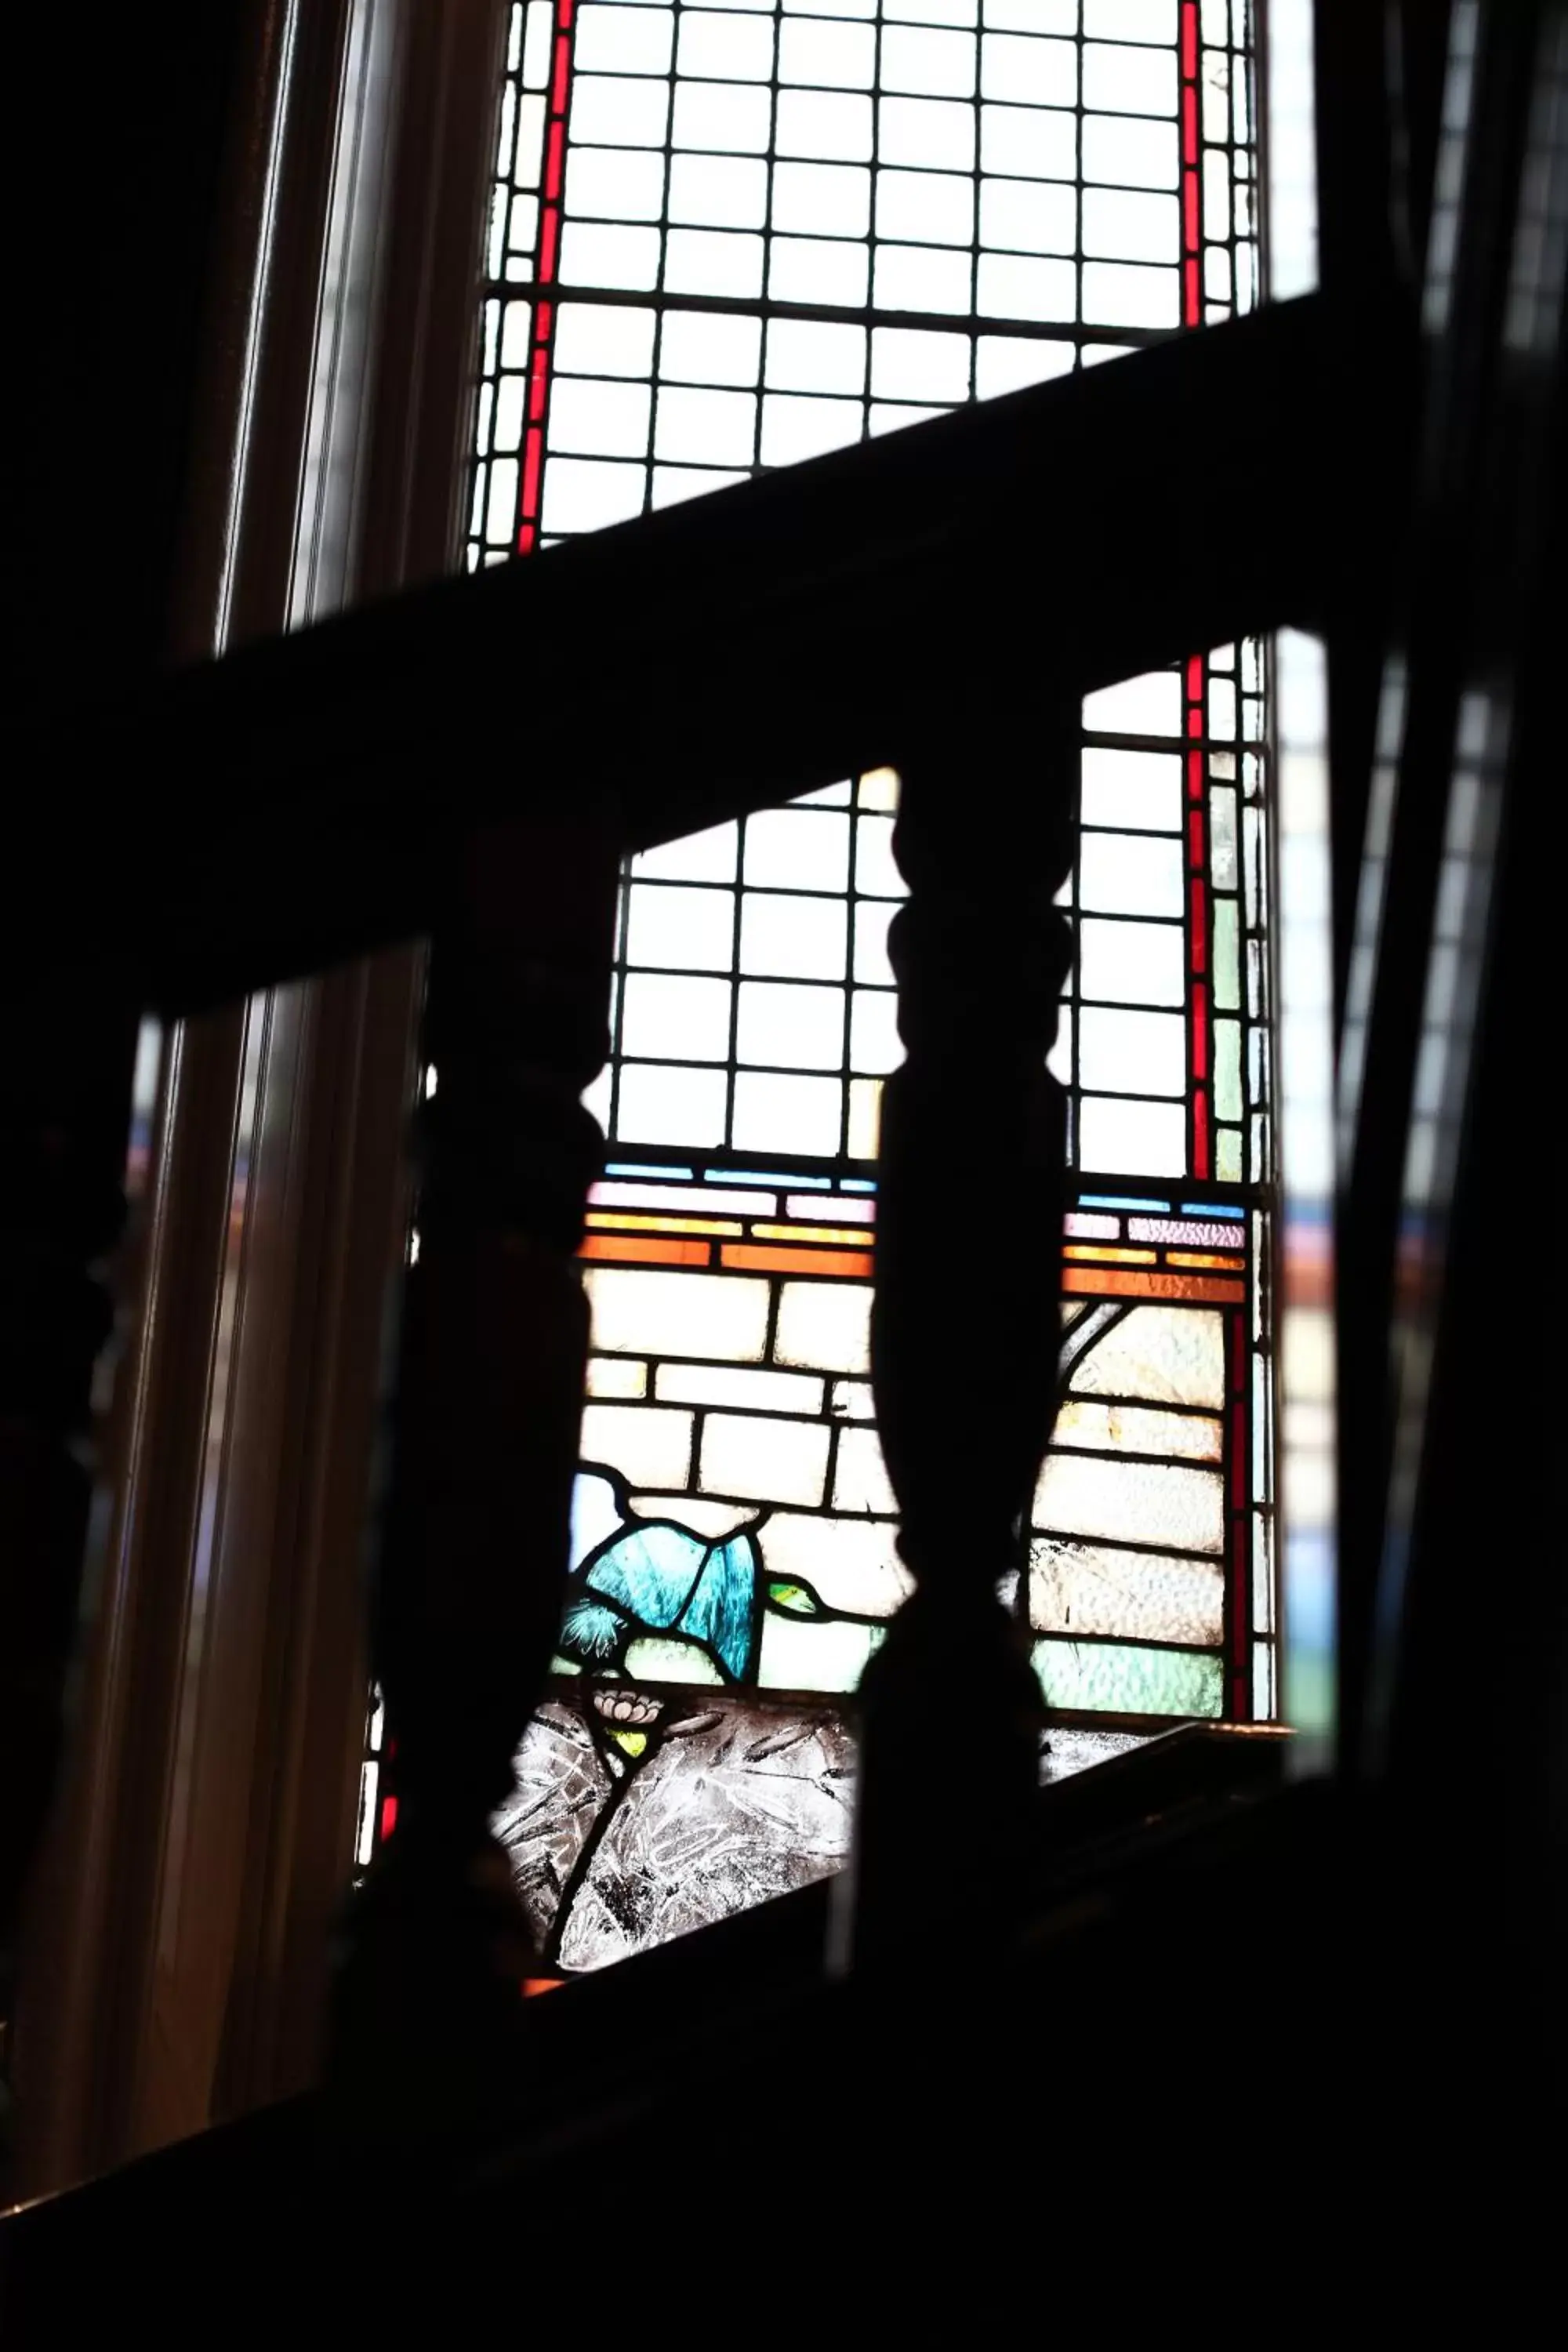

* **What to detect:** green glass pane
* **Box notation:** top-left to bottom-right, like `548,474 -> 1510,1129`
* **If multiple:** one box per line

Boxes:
1031,1636 -> 1224,1716
1214,1015 -> 1243,1120
1212,898 -> 1240,1011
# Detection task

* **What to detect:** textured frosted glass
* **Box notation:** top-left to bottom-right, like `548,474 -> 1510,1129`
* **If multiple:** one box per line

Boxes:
831,1425 -> 897,1514
655,1362 -> 823,1412
758,1611 -> 884,1690
1080,746 -> 1182,832
1066,1303 -> 1225,1407
1030,1537 -> 1225,1644
731,1069 -> 844,1153
619,972 -> 732,1061
615,1062 -> 728,1144
1033,1451 -> 1225,1552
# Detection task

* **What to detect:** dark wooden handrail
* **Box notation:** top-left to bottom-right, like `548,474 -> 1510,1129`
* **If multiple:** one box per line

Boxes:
100,290 -> 1377,1020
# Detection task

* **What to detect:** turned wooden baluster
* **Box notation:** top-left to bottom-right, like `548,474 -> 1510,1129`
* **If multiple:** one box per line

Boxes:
840,703 -> 1078,1968
328,811 -> 619,2151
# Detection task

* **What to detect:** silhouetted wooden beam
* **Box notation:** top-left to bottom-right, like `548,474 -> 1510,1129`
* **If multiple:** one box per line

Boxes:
111,291 -> 1367,1015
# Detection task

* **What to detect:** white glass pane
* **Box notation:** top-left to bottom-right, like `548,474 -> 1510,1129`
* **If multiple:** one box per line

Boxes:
779,18 -> 877,86
1033,1453 -> 1223,1552
1077,916 -> 1185,1005
765,318 -> 869,395
568,74 -> 671,147
740,892 -> 848,978
493,376 -> 525,452
876,168 -> 975,245
588,1356 -> 651,1401
566,147 -> 667,221
746,808 -> 851,890
760,390 -> 864,463
574,5 -> 675,76
776,87 -> 875,159
786,0 -> 876,16
559,220 -> 662,289
736,980 -> 845,1069
849,989 -> 902,1073
547,376 -> 652,457
500,299 -> 532,368
854,813 -> 904,897
1079,831 -> 1184,916
669,152 -> 768,228
651,464 -> 749,506
984,0 -> 1075,26
868,401 -> 952,441
1082,184 -> 1179,262
975,332 -> 1073,394
1081,38 -> 1178,114
757,1613 -> 886,1690
980,103 -> 1076,179
659,307 -> 763,384
771,159 -> 873,236
584,1265 -> 770,1359
580,1401 -> 694,1487
980,31 -> 1075,103
878,95 -> 977,169
1078,1005 -> 1186,1094
1080,746 -> 1182,829
1082,110 -> 1179,187
847,1076 -> 882,1156
616,1061 -> 730,1143
731,1070 -> 844,1152
851,898 -> 897,984
977,252 -> 1076,321
875,244 -> 973,314
555,302 -> 657,376
1053,1400 -> 1221,1461
672,80 -> 773,151
769,238 -> 871,306
872,325 -> 971,401
1082,0 -> 1178,38
699,1412 -> 831,1505
666,228 -> 765,297
1076,1093 -> 1187,1175
655,383 -> 758,464
883,24 -> 978,96
1083,670 -> 1181,732
979,176 -> 1075,252
540,453 -> 648,531
633,821 -> 739,882
833,1425 -> 896,1514
1077,252 -> 1181,320
678,11 -> 775,80
655,1362 -> 823,1412
620,971 -> 735,1061
763,1512 -> 908,1617
775,1279 -> 872,1371
626,880 -> 737,969
481,459 -> 514,546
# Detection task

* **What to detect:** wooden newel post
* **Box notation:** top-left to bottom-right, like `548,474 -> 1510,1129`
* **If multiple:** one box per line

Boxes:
839,707 -> 1077,1969
328,810 -> 619,2149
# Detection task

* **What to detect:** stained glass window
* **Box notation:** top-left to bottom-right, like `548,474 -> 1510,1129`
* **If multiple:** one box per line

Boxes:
365,0 -> 1276,1970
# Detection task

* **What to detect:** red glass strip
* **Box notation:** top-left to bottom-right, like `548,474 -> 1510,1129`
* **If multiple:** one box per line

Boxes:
379,1793 -> 398,1841
1183,169 -> 1200,253
551,31 -> 571,113
1181,0 -> 1200,80
1189,877 -> 1207,967
521,424 -> 543,519
1188,807 -> 1205,868
1192,1085 -> 1210,1178
1192,981 -> 1210,1077
1187,746 -> 1205,798
1182,83 -> 1200,165
538,204 -> 560,283
1185,653 -> 1204,702
517,522 -> 536,554
545,118 -> 565,201
1184,256 -> 1201,325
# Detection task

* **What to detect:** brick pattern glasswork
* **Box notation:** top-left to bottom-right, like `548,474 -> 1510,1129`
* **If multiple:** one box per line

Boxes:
369,1 -> 1275,1972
